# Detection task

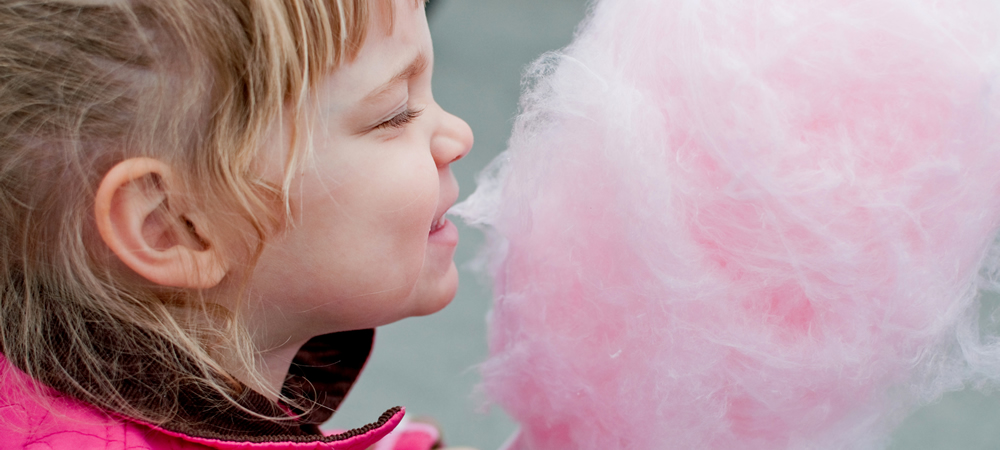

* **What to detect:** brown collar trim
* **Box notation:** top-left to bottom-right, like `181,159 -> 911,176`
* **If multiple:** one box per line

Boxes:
159,329 -> 379,441
160,406 -> 404,445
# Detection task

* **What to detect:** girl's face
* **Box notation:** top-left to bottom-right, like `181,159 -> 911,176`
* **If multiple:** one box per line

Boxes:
247,0 -> 472,348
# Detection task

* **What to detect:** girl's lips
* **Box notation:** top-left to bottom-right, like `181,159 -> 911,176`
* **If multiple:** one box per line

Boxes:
428,218 -> 458,245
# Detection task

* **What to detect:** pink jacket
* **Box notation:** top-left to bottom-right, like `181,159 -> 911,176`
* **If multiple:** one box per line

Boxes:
0,330 -> 440,450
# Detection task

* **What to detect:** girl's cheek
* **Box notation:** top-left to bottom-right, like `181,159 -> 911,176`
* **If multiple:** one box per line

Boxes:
380,157 -> 440,211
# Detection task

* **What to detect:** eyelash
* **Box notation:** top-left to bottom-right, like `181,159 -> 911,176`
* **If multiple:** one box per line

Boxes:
375,107 -> 424,130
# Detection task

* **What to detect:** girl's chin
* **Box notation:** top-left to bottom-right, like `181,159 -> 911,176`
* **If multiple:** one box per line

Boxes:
406,262 -> 459,318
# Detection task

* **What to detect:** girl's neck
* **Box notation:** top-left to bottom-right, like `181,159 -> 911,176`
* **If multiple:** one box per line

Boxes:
229,338 -> 309,402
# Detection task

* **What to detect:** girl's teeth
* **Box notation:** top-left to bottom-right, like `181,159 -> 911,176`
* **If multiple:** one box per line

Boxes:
431,217 -> 445,232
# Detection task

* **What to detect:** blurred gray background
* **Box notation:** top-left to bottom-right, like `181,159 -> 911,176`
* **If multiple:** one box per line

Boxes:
325,1 -> 1000,448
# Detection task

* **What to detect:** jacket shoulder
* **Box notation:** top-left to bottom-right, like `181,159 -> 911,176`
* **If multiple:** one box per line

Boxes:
0,359 -> 206,450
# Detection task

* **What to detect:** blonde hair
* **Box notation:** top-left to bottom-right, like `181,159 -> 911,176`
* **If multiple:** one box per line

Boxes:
0,0 -> 416,426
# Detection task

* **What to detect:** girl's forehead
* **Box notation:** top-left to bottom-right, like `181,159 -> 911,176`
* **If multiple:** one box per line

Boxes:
367,0 -> 428,40
317,2 -> 430,111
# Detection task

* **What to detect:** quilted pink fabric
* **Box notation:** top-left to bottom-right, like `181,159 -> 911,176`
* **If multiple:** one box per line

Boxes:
0,354 -> 403,450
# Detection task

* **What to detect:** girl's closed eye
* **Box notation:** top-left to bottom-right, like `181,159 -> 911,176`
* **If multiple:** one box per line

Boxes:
375,106 -> 423,130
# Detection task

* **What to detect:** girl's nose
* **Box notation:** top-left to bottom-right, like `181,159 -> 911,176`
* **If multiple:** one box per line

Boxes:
431,108 -> 473,168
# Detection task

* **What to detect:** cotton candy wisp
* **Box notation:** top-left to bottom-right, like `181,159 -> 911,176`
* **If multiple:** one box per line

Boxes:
452,0 -> 1000,448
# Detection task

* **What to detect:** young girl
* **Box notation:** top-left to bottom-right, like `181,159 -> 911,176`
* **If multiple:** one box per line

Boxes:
0,0 -> 473,449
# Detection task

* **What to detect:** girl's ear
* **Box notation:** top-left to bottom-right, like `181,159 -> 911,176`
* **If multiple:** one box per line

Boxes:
95,157 -> 228,289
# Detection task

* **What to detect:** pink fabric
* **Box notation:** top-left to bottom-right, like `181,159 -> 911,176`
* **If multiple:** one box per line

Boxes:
390,427 -> 439,450
0,354 -> 403,450
369,420 -> 440,450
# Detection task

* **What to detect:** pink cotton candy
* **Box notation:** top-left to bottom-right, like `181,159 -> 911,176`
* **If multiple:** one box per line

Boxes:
453,0 -> 1000,448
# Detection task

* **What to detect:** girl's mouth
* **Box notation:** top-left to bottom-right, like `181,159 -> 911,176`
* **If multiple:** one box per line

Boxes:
430,215 -> 448,233
428,216 -> 458,246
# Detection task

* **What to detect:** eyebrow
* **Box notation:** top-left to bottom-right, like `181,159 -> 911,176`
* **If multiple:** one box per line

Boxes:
361,52 -> 430,106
